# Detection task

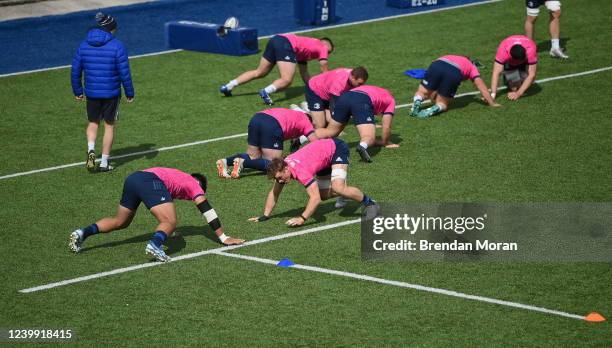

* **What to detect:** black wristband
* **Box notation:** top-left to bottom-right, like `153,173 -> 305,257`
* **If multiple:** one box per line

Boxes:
258,215 -> 270,222
300,214 -> 307,221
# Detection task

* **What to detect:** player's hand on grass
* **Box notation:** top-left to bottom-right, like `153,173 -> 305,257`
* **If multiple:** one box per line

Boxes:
507,92 -> 521,100
248,215 -> 270,223
489,102 -> 502,107
222,236 -> 245,245
75,94 -> 84,101
126,97 -> 135,103
285,216 -> 305,227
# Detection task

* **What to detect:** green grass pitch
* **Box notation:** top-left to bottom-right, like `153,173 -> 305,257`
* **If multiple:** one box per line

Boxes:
0,0 -> 610,346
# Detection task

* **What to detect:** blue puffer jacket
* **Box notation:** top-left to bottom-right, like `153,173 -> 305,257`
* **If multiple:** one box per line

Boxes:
71,28 -> 134,99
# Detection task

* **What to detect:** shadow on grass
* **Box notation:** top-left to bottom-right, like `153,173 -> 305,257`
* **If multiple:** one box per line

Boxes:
80,224 -> 219,255
269,200 -> 361,226
221,85 -> 304,104
274,85 -> 306,103
109,143 -> 158,168
537,37 -> 570,53
346,134 -> 404,161
488,83 -> 543,101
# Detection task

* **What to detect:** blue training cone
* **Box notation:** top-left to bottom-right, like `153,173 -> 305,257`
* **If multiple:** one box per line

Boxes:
404,69 -> 426,79
276,258 -> 295,268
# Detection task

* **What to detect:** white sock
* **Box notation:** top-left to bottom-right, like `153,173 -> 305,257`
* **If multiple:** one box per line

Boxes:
264,84 -> 277,94
413,95 -> 423,102
226,79 -> 238,90
551,39 -> 560,50
101,154 -> 109,167
299,135 -> 309,144
359,141 -> 368,149
87,141 -> 95,152
436,103 -> 447,112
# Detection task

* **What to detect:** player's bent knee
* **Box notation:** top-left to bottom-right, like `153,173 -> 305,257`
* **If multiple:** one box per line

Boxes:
279,78 -> 293,88
330,169 -> 348,193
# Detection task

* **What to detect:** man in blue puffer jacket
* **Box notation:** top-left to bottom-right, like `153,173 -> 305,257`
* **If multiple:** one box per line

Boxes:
71,12 -> 135,172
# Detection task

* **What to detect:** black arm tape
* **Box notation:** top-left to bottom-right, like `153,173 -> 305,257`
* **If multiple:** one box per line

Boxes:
208,218 -> 222,231
197,200 -> 212,214
197,200 -> 222,230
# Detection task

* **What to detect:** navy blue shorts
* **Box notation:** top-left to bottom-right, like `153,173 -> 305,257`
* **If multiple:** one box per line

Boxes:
305,83 -> 329,112
526,0 -> 546,8
248,113 -> 284,150
316,139 -> 350,176
421,60 -> 463,98
86,97 -> 120,123
262,35 -> 297,64
120,171 -> 173,210
332,91 -> 375,125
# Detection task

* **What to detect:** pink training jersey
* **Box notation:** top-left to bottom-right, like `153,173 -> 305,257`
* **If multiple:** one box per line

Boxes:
262,108 -> 315,140
495,35 -> 538,66
351,85 -> 396,115
285,139 -> 336,187
143,167 -> 204,201
279,34 -> 329,62
438,55 -> 481,81
308,68 -> 353,101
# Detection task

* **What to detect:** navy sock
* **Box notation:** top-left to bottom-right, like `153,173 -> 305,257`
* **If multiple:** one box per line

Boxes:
82,223 -> 99,240
243,157 -> 271,172
150,231 -> 167,248
225,153 -> 241,164
361,195 -> 374,206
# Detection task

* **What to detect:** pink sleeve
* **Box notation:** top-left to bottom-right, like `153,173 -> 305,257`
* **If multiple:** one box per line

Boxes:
295,167 -> 315,187
318,45 -> 329,60
185,181 -> 205,200
302,120 -> 315,137
384,97 -> 395,115
494,44 -> 507,64
527,48 -> 538,65
469,66 -> 481,80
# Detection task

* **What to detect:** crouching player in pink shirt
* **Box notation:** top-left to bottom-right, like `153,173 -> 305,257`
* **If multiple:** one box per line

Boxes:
305,67 -> 369,128
490,35 -> 538,101
410,55 -> 499,118
315,85 -> 399,163
220,34 -> 334,106
216,107 -> 319,179
248,138 -> 379,227
69,167 -> 245,262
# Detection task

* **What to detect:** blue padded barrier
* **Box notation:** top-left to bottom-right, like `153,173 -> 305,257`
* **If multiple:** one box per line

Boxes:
165,20 -> 258,56
293,0 -> 337,25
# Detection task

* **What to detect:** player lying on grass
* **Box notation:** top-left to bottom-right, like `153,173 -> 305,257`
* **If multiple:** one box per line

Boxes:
490,35 -> 538,101
304,67 -> 369,128
220,34 -> 333,105
248,138 -> 379,227
410,55 -> 500,118
69,167 -> 245,262
217,107 -> 319,179
314,85 -> 399,163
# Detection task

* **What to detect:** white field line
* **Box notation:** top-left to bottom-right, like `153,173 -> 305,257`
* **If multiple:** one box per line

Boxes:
2,64 -> 611,182
0,0 -> 502,78
396,65 -> 612,109
19,218 -> 360,293
0,133 -> 247,180
214,251 -> 587,321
